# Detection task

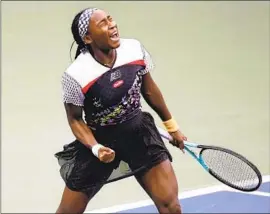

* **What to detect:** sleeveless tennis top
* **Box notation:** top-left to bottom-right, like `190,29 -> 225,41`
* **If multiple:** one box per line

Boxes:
61,38 -> 154,128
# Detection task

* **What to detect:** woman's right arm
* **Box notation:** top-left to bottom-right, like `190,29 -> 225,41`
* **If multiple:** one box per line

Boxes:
62,72 -> 115,162
64,102 -> 98,149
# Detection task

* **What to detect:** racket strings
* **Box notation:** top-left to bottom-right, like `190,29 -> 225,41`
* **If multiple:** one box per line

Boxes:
201,149 -> 259,190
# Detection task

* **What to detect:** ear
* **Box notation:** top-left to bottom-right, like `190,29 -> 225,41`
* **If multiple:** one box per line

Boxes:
83,34 -> 93,45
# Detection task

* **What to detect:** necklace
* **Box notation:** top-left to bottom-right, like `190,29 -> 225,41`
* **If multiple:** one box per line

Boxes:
104,50 -> 116,67
104,59 -> 114,67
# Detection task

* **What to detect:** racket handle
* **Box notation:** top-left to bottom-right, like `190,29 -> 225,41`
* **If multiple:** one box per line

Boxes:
158,127 -> 199,148
157,127 -> 173,141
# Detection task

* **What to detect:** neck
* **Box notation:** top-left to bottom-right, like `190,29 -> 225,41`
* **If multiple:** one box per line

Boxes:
90,45 -> 116,67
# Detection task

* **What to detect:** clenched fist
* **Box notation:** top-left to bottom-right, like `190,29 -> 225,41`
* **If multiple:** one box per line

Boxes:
98,147 -> 115,163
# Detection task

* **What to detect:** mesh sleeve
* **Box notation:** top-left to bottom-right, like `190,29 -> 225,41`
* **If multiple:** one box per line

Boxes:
61,72 -> 85,106
138,44 -> 155,76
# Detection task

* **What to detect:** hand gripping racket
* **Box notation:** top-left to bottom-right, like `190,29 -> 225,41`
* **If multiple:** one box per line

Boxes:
157,127 -> 262,192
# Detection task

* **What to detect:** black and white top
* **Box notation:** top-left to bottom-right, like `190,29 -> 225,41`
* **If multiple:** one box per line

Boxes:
62,38 -> 154,128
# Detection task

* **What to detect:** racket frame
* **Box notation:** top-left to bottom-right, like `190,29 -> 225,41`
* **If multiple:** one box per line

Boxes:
157,127 -> 262,192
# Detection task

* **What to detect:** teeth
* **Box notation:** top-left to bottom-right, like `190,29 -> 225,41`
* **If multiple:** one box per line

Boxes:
110,32 -> 119,39
111,32 -> 117,37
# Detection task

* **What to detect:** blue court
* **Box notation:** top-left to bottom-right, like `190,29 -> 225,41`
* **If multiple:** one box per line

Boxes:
89,175 -> 270,213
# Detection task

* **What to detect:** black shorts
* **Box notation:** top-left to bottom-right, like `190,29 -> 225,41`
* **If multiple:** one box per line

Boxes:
55,111 -> 173,197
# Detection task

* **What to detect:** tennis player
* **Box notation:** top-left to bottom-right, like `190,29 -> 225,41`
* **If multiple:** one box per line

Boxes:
55,7 -> 187,214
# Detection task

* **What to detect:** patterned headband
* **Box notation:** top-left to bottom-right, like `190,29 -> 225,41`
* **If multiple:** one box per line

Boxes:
78,8 -> 98,41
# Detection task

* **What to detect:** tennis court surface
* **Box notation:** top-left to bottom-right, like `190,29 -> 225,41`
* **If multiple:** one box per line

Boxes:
88,175 -> 270,213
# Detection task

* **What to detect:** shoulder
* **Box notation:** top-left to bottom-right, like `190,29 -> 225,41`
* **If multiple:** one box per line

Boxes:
120,38 -> 141,46
119,38 -> 144,51
60,54 -> 87,90
62,51 -> 98,87
64,52 -> 91,77
117,38 -> 147,61
119,38 -> 152,57
62,51 -> 110,89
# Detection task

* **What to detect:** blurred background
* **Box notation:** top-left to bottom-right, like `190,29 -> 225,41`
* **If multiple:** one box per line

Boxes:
2,1 -> 269,212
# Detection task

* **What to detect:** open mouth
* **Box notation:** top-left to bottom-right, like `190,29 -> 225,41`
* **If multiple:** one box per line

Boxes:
110,32 -> 119,41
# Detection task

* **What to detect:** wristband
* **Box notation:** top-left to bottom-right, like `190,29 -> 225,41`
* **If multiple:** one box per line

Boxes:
91,144 -> 104,158
163,118 -> 179,133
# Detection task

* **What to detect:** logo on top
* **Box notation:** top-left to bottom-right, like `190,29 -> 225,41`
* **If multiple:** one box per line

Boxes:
110,69 -> 121,82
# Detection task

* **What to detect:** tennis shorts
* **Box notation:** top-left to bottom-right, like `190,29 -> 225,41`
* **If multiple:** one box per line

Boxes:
55,111 -> 173,198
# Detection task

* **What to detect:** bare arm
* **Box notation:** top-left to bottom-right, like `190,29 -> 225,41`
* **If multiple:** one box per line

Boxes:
61,72 -> 97,149
64,103 -> 98,149
139,44 -> 187,150
141,72 -> 172,122
139,43 -> 172,122
62,72 -> 115,161
141,72 -> 187,150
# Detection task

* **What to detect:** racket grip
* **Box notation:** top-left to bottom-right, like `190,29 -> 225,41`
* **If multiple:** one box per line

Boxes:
158,127 -> 194,147
157,127 -> 173,141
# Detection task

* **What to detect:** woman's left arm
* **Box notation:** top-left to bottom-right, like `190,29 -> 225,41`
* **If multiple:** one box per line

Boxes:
141,72 -> 172,122
140,44 -> 187,150
141,72 -> 187,151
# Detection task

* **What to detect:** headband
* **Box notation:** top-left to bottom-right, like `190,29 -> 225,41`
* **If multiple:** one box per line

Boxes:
78,8 -> 98,41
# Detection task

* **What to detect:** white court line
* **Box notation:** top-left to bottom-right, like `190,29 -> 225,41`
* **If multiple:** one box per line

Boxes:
87,175 -> 270,213
244,192 -> 270,197
87,184 -> 225,213
224,186 -> 270,197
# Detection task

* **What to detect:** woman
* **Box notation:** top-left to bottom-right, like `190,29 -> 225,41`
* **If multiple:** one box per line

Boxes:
55,7 -> 187,214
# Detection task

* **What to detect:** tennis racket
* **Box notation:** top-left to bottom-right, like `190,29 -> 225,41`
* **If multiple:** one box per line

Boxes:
157,127 -> 262,192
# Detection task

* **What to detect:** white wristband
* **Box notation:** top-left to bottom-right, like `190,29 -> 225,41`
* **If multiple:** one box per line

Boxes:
91,144 -> 104,158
